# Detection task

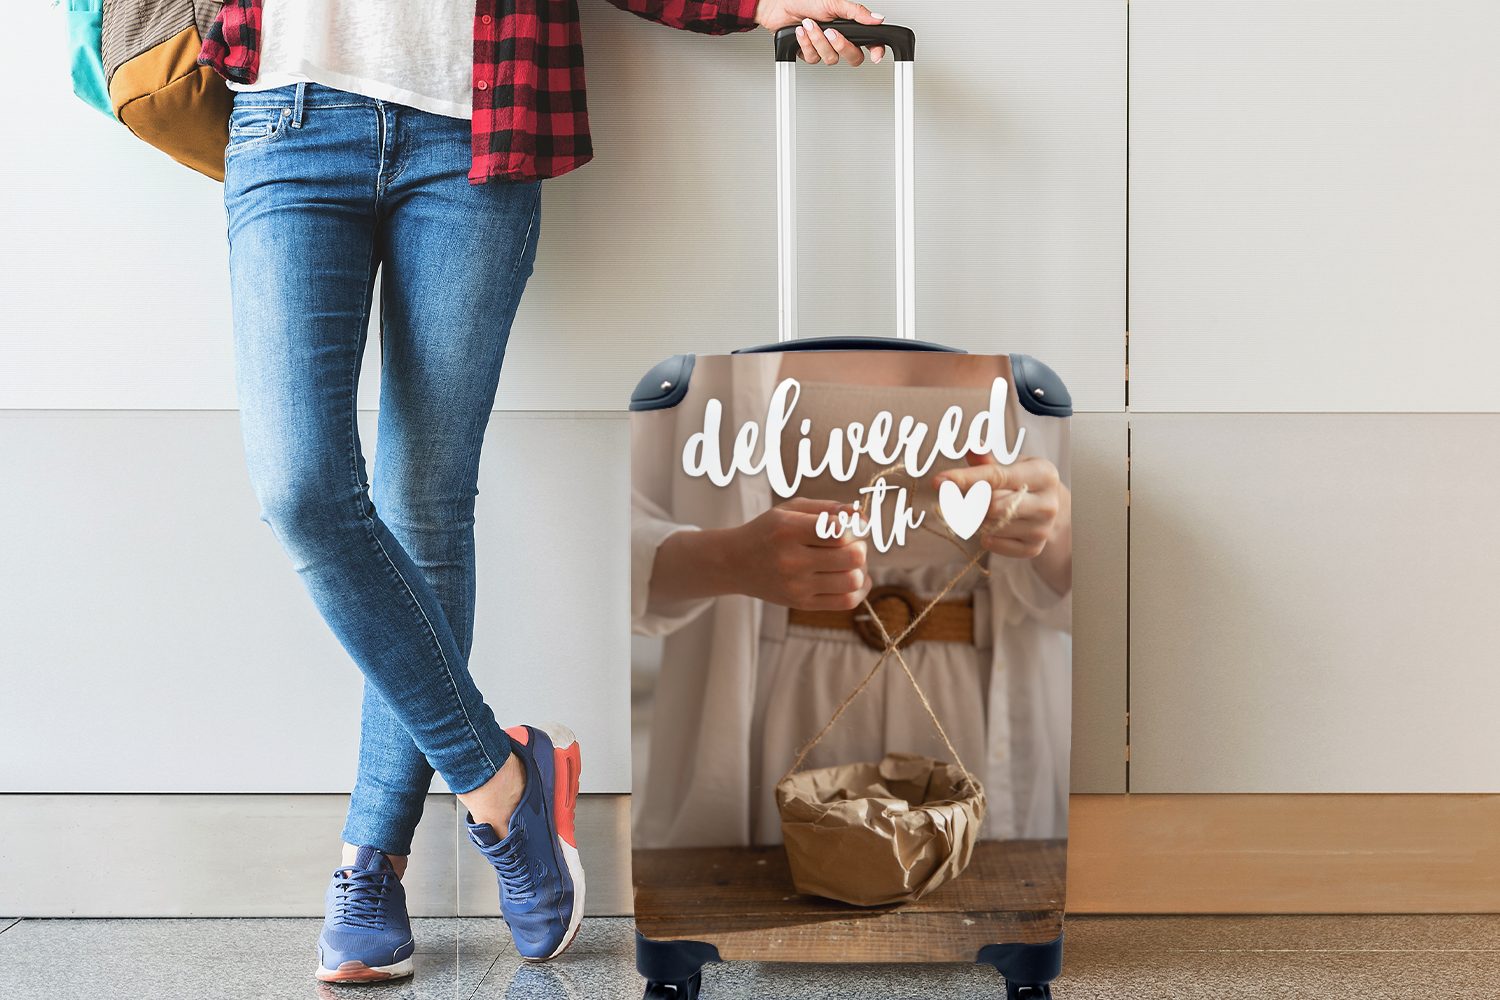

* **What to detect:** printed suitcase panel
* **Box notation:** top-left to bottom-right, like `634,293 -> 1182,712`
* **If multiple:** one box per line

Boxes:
628,347 -> 1070,977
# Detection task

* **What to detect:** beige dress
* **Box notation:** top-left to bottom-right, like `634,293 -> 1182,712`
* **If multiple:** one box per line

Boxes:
750,381 -> 997,844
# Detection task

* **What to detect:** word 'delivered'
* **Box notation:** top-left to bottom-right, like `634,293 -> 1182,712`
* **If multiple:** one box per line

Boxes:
681,377 -> 1024,499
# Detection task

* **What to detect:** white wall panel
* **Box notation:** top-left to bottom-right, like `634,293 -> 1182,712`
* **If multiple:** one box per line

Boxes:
1129,0 -> 1500,412
0,411 -> 629,793
0,793 -> 632,916
1071,414 -> 1129,793
0,794 -> 459,917
1130,414 -> 1500,791
3,0 -> 1124,412
0,5 -> 235,410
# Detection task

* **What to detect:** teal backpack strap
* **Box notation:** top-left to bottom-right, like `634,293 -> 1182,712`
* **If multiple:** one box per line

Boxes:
57,0 -> 115,120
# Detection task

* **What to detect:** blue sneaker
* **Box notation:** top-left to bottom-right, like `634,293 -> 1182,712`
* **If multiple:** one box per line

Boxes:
315,846 -> 416,983
465,722 -> 585,962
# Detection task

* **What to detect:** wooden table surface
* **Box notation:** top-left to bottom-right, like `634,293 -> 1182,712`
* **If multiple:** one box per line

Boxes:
633,839 -> 1067,963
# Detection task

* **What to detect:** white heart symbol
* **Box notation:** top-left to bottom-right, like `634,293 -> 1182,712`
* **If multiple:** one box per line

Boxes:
938,479 -> 992,541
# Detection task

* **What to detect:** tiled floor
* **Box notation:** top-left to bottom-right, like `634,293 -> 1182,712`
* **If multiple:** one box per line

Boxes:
1,914 -> 1498,998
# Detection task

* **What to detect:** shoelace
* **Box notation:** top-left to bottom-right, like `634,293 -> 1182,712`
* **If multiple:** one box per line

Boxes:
488,831 -> 537,904
330,866 -> 394,930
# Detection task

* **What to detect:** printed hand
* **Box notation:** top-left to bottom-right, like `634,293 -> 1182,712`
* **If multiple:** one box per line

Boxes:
933,452 -> 1073,596
730,497 -> 872,610
753,0 -> 888,65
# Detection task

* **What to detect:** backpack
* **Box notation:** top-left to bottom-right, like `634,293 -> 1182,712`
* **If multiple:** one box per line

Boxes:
59,0 -> 231,181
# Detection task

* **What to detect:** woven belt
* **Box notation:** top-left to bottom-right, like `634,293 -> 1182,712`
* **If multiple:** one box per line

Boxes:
786,585 -> 975,652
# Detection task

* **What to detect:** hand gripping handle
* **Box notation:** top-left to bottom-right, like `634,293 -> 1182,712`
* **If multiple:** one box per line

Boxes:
772,20 -> 916,62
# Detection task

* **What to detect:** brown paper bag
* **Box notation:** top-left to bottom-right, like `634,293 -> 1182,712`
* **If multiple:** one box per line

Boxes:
772,475 -> 1025,907
776,751 -> 986,906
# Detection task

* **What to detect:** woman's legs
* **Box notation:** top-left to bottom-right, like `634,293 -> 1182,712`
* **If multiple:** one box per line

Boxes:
354,109 -> 584,963
224,83 -> 523,854
345,104 -> 543,856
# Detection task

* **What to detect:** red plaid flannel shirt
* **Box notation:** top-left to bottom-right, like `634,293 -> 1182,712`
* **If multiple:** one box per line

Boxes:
198,0 -> 760,184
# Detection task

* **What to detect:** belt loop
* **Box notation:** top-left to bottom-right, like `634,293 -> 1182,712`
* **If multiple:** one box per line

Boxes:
291,81 -> 307,128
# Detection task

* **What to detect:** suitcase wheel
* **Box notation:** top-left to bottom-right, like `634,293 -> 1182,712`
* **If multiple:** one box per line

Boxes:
643,971 -> 703,1000
1007,984 -> 1053,1000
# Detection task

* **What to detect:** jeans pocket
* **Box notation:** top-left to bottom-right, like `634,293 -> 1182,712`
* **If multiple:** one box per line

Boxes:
226,105 -> 293,155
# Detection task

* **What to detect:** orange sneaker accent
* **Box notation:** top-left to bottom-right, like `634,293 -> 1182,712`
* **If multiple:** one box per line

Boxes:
505,724 -> 531,747
554,742 -> 581,848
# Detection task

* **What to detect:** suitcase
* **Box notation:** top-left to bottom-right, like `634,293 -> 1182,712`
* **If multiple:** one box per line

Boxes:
627,21 -> 1072,998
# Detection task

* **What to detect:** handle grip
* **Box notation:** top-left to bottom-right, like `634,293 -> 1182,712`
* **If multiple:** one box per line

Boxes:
773,20 -> 915,62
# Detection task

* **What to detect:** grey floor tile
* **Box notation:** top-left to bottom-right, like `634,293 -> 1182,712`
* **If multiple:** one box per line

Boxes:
700,960 -> 1003,1000
0,917 -> 502,1000
470,919 -> 1009,1000
3,916 -> 1499,999
0,918 -> 19,935
472,919 -> 638,999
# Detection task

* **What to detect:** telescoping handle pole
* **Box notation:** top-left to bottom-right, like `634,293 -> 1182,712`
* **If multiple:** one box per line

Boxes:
773,21 -> 917,344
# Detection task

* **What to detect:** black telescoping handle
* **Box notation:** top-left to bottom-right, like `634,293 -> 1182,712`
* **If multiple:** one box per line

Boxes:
773,20 -> 915,62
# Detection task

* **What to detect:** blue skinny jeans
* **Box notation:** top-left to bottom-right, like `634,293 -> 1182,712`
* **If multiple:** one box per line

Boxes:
223,81 -> 539,856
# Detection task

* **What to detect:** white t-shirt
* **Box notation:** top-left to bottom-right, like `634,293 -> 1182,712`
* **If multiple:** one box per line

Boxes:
226,0 -> 475,120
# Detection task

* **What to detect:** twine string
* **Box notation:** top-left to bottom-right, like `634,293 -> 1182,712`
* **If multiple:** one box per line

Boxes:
780,461 -> 1028,788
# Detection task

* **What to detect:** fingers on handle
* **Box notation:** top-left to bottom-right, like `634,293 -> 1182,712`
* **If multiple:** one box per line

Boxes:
837,0 -> 884,23
824,27 -> 865,66
842,0 -> 887,64
801,18 -> 840,63
794,24 -> 820,63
